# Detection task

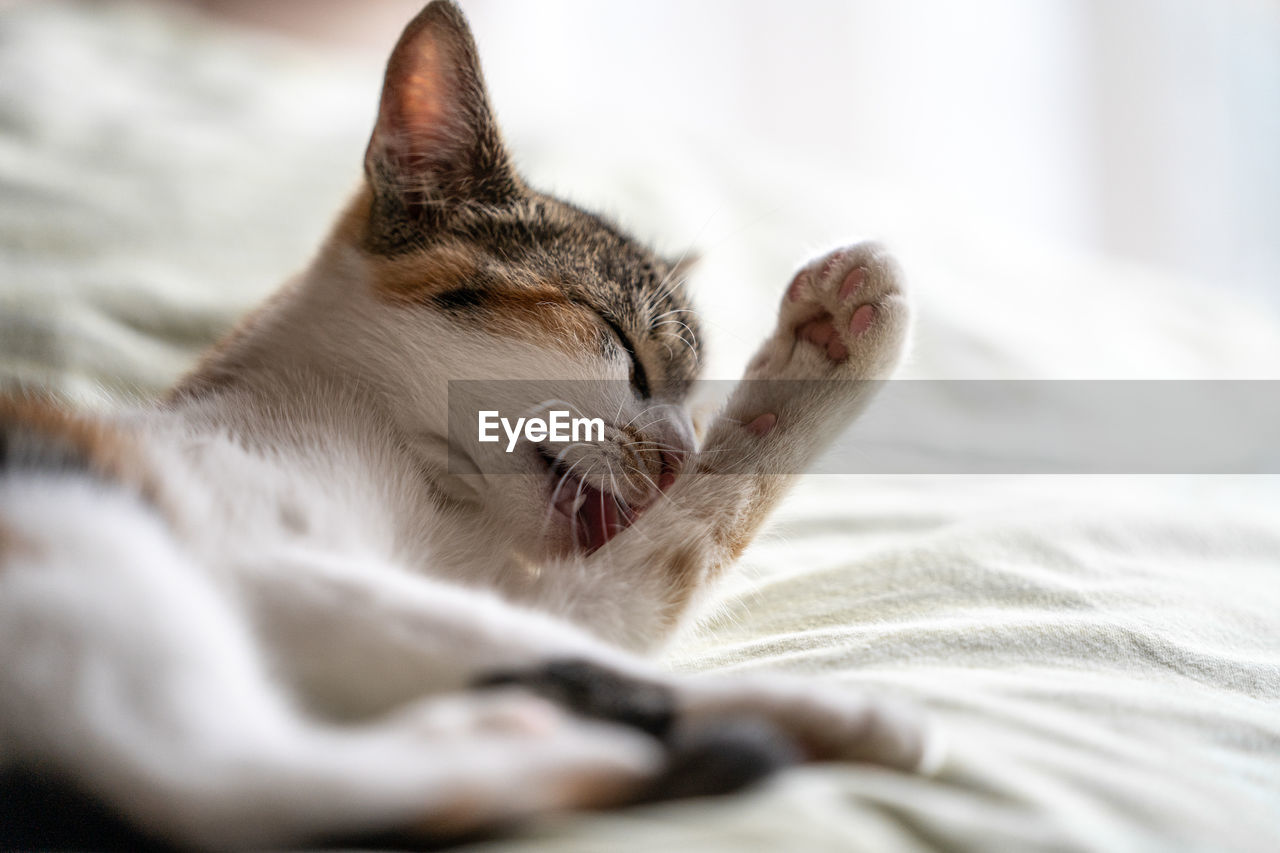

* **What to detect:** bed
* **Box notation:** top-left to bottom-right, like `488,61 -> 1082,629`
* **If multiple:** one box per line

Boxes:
2,3 -> 1278,850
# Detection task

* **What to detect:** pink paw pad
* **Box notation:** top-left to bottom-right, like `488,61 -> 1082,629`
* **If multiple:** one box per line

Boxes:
786,271 -> 810,302
798,317 -> 837,347
819,251 -> 847,280
745,413 -> 777,437
838,267 -> 866,300
849,304 -> 876,336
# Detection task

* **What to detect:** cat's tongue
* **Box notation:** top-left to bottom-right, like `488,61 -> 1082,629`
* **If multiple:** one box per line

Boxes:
550,477 -> 639,553
577,484 -> 628,553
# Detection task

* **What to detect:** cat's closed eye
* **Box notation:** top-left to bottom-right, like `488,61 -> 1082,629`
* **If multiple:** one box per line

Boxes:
599,313 -> 650,398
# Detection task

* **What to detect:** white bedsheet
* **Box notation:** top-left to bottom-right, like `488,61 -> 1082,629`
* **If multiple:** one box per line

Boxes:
1,4 -> 1277,850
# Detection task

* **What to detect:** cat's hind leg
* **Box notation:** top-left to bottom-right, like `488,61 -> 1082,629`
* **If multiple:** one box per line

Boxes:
0,478 -> 664,849
232,548 -> 934,784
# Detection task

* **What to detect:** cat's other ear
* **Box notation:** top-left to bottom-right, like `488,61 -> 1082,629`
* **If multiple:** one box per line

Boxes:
667,252 -> 701,285
365,0 -> 518,215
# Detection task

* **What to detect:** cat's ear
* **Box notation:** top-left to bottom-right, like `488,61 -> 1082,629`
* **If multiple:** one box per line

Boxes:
364,1 -> 518,214
667,252 -> 701,285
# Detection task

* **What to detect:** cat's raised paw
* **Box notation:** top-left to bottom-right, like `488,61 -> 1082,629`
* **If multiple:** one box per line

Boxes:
750,241 -> 909,382
710,241 -> 911,466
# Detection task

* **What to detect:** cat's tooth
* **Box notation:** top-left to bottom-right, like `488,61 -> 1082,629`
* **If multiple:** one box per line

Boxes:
552,484 -> 577,515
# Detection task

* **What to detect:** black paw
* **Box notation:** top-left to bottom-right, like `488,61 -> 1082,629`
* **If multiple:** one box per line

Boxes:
475,658 -> 676,737
638,715 -> 800,803
474,659 -> 801,802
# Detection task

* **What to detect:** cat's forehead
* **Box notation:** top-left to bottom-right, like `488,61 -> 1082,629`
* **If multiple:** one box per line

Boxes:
364,191 -> 691,319
452,194 -> 675,291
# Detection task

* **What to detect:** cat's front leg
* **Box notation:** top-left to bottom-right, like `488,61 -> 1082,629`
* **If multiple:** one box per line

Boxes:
544,241 -> 910,645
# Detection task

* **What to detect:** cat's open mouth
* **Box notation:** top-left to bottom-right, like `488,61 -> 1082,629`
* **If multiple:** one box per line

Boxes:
539,449 -> 643,553
554,476 -> 638,553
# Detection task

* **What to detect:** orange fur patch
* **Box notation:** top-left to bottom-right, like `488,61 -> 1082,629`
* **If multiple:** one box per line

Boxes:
356,221 -> 603,357
717,476 -> 792,563
647,471 -> 795,630
482,284 -> 602,355
369,241 -> 481,305
0,396 -> 162,510
643,543 -> 707,635
333,184 -> 377,249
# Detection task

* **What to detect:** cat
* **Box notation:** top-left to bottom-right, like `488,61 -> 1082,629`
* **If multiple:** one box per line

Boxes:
0,1 -> 927,848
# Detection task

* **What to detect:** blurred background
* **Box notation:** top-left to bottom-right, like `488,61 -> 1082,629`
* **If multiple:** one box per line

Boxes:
2,0 -> 1278,396
178,0 -> 1280,305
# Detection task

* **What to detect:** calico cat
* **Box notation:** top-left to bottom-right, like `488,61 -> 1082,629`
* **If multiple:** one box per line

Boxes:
0,1 -> 927,848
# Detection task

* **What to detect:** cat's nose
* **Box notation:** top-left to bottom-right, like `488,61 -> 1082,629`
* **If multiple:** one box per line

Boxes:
659,451 -> 680,492
643,404 -> 696,493
650,405 -> 696,457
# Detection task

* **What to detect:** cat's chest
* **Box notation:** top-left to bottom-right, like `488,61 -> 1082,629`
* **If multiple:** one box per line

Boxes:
140,413 -> 439,578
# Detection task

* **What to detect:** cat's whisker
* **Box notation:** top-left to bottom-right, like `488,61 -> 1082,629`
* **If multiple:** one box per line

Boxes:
539,464 -> 579,538
572,459 -> 600,520
624,464 -> 699,535
651,307 -> 700,323
546,453 -> 592,521
541,455 -> 601,545
655,318 -> 699,361
626,415 -> 677,437
651,264 -> 687,307
656,203 -> 718,295
620,402 -> 671,432
627,439 -> 683,453
631,466 -> 677,515
549,453 -> 589,496
548,441 -> 595,470
655,318 -> 698,338
606,465 -> 627,517
630,465 -> 659,492
542,458 -> 591,545
654,328 -> 698,362
645,275 -> 692,315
